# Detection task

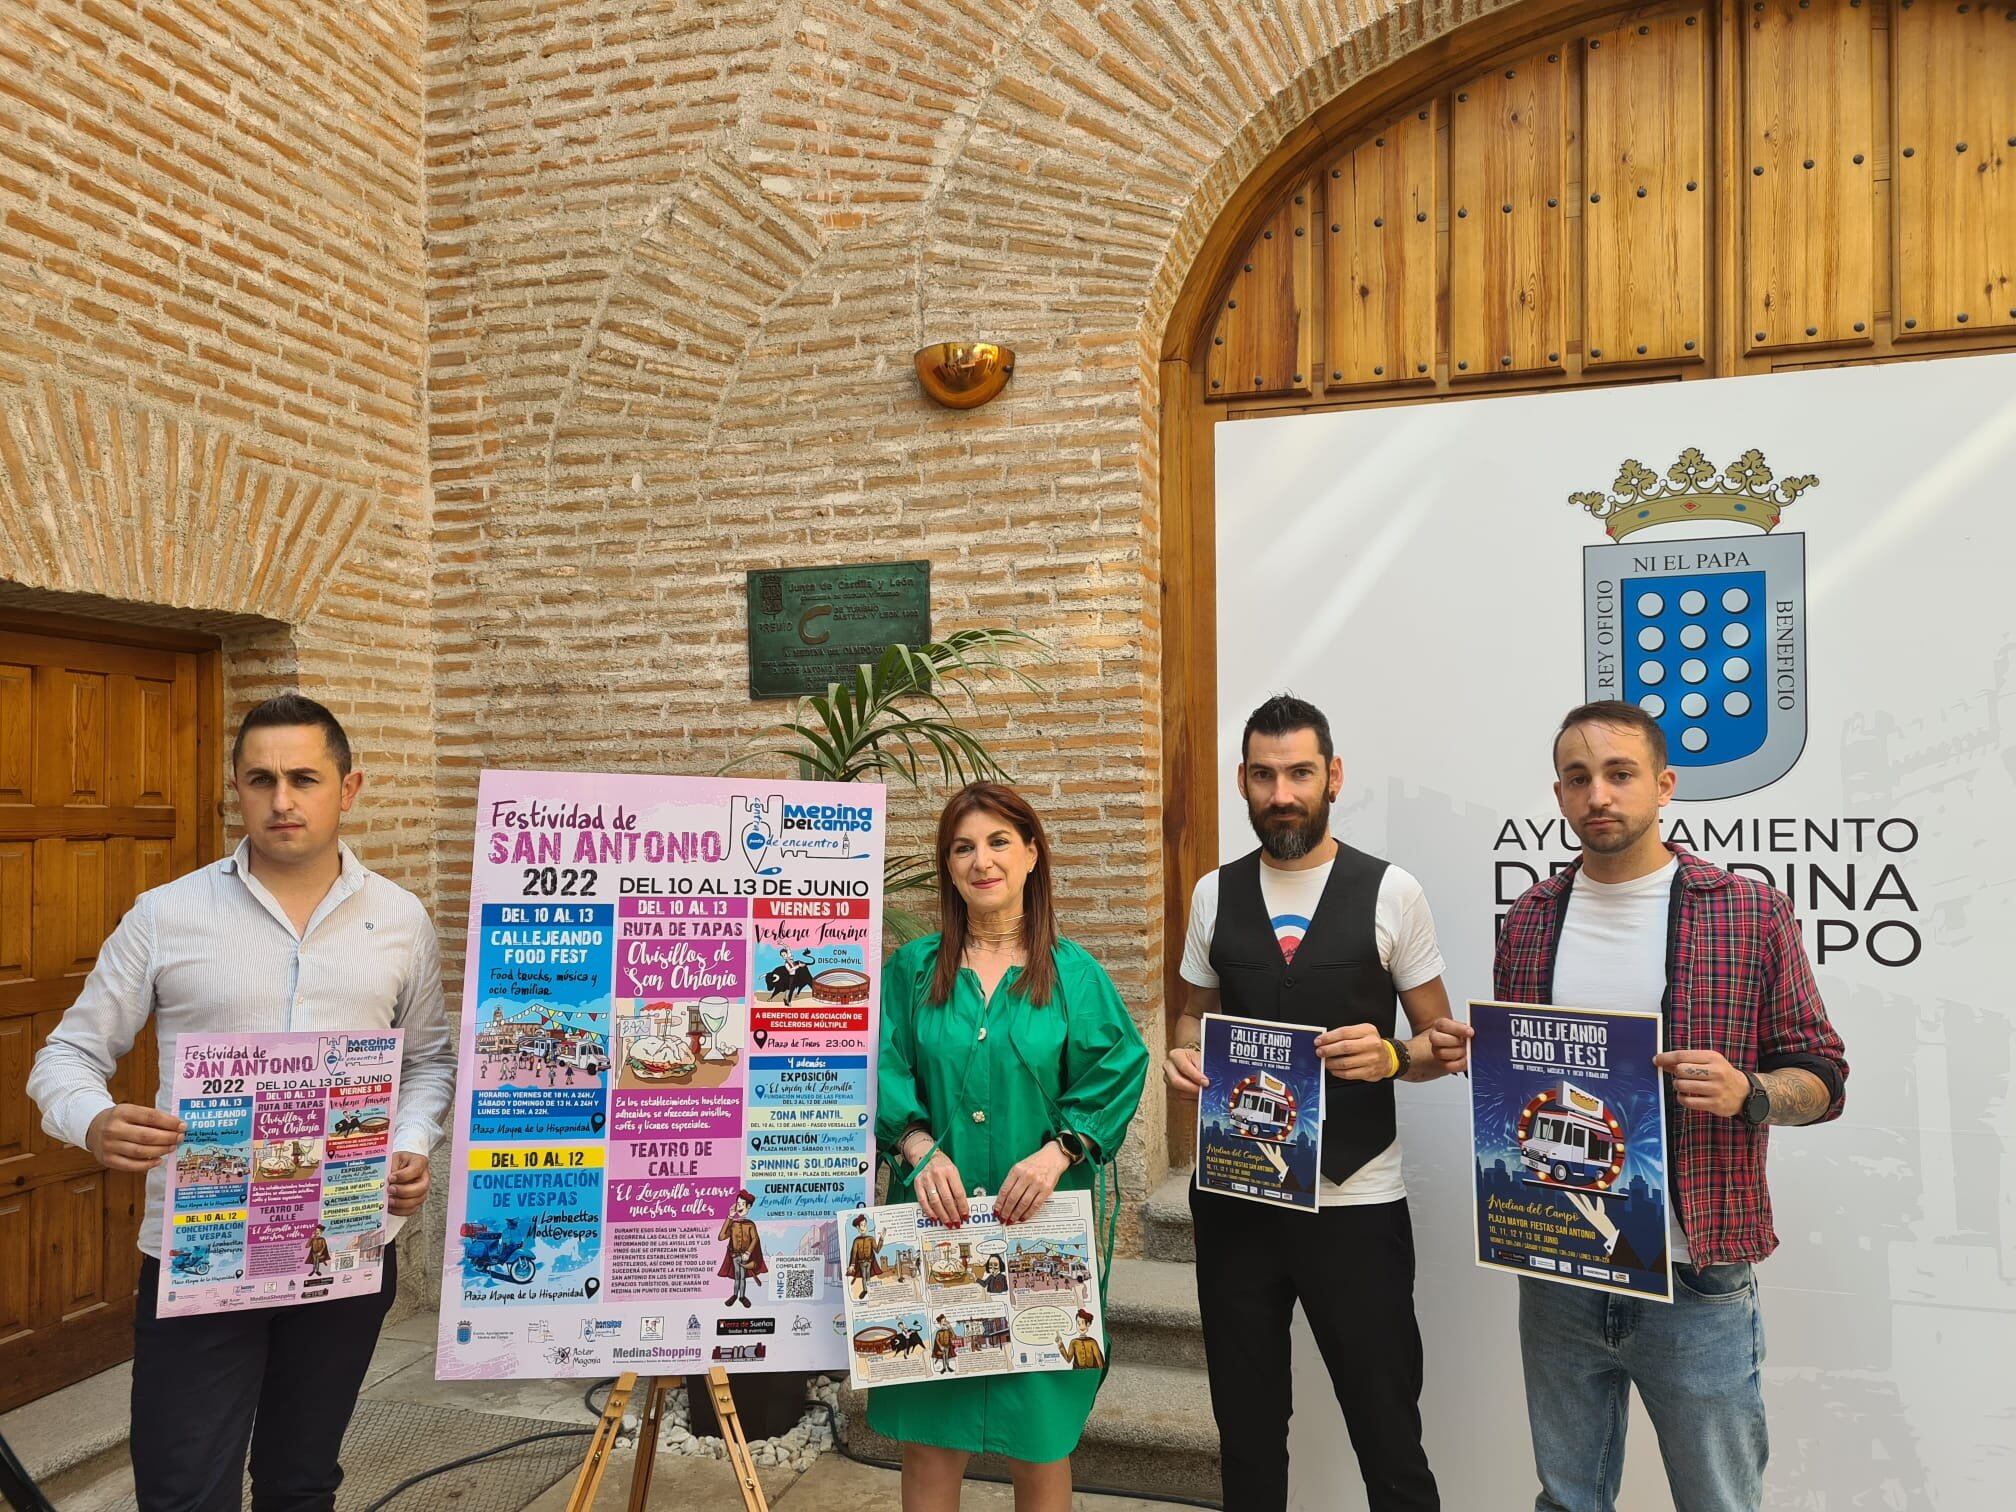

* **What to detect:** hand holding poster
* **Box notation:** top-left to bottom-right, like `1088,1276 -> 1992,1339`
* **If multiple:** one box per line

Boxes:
841,1193 -> 1105,1389
436,772 -> 884,1379
1193,1013 -> 1325,1212
160,1029 -> 402,1317
1469,1000 -> 1671,1300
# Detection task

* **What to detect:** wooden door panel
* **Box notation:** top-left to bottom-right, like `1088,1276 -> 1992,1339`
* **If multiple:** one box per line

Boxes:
0,619 -> 208,1409
0,663 -> 29,806
35,1174 -> 108,1321
1324,105 -> 1441,389
0,1195 -> 29,1344
1893,2 -> 2016,336
1449,47 -> 1570,377
34,837 -> 109,982
1583,7 -> 1710,367
0,1013 -> 35,1167
0,840 -> 30,988
1742,0 -> 1876,351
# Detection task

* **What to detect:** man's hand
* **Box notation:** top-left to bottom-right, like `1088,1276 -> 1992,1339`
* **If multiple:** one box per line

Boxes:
997,1142 -> 1072,1224
1426,1017 -> 1474,1075
1314,1023 -> 1394,1081
1654,1049 -> 1749,1119
387,1152 -> 432,1216
86,1103 -> 184,1171
1164,1044 -> 1208,1096
912,1151 -> 970,1227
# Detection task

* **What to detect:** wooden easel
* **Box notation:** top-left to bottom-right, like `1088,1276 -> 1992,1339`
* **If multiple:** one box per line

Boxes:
564,1368 -> 769,1512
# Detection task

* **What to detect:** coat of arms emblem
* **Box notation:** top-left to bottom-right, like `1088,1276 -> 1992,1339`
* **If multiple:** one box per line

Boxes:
1573,447 -> 1815,800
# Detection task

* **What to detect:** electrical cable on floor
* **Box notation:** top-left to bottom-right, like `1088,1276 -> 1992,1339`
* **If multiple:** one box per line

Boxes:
357,1376 -> 619,1511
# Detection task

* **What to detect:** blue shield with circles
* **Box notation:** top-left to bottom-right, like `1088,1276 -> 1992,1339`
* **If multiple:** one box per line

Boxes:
1583,531 -> 1806,800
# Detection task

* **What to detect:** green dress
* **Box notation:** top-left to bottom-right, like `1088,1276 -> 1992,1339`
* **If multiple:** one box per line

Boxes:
867,933 -> 1149,1462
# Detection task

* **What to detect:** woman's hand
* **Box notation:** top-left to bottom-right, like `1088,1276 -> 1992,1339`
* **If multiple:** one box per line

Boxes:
996,1141 -> 1072,1224
912,1150 -> 970,1227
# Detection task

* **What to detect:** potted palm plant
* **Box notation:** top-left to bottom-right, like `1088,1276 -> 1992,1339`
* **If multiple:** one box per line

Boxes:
726,628 -> 1049,941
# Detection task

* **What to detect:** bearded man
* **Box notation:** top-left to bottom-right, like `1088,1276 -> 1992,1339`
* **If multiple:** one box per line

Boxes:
1162,695 -> 1466,1512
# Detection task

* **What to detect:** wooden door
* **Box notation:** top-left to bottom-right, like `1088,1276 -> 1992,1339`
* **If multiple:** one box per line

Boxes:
0,617 -> 212,1413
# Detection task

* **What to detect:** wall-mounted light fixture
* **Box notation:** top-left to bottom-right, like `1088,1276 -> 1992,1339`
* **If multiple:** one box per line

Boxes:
914,342 -> 1015,409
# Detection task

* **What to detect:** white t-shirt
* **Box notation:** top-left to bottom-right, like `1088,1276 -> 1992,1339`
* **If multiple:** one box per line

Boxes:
1550,858 -> 1689,1264
1180,854 -> 1445,1206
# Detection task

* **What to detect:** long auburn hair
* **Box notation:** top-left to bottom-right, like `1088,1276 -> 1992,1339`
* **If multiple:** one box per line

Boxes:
929,782 -> 1060,1008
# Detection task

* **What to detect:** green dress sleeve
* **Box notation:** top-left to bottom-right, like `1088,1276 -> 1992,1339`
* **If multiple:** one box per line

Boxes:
875,937 -> 935,1161
1053,944 -> 1150,1164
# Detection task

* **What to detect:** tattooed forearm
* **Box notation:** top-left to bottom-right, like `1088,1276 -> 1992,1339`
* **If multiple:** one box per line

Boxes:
1759,1068 -> 1831,1126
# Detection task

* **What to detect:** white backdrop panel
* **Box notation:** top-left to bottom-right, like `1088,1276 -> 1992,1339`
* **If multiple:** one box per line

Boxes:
1212,354 -> 2016,1512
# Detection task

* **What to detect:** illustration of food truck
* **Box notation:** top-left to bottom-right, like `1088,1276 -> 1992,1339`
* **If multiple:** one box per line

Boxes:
1520,1081 -> 1617,1186
1228,1073 -> 1294,1142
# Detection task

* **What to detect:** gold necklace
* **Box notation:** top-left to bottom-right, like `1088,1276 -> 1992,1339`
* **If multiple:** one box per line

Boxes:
964,914 -> 1025,949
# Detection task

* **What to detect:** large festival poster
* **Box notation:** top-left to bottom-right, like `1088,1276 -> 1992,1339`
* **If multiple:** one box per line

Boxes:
160,1029 -> 402,1317
1468,1000 -> 1671,1301
435,772 -> 885,1379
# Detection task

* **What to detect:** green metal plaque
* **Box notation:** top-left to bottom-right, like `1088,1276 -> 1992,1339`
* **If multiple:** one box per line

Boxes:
746,560 -> 932,699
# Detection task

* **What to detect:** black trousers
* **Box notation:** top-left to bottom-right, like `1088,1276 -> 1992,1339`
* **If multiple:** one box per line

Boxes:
130,1244 -> 398,1512
1190,1188 -> 1438,1512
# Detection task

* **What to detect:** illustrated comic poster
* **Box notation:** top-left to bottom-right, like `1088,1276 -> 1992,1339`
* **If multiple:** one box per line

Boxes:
160,1029 -> 402,1317
435,771 -> 885,1378
1469,1000 -> 1672,1301
840,1193 -> 1106,1389
1193,1012 -> 1325,1212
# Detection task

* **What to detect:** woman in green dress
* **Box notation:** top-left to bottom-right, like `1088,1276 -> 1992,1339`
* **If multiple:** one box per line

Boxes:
873,781 -> 1149,1511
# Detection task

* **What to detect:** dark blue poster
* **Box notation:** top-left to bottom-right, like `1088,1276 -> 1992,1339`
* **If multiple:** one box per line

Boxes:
1194,1013 -> 1325,1213
1469,1000 -> 1672,1301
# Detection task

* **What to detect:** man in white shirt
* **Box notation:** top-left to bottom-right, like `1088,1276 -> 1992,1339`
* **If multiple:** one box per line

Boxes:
29,694 -> 457,1512
1163,695 -> 1464,1512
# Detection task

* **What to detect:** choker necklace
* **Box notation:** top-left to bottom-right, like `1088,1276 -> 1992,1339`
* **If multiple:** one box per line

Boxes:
965,914 -> 1025,949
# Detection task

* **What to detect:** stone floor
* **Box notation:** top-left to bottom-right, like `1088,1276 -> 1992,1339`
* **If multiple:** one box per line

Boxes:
9,1309 -> 1173,1511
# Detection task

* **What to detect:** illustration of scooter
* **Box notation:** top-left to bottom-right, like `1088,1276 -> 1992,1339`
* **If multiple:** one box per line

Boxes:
171,1244 -> 212,1278
459,1215 -> 543,1285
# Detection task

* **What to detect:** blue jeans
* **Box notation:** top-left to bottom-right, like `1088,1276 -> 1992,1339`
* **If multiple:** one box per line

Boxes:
1518,1265 -> 1767,1512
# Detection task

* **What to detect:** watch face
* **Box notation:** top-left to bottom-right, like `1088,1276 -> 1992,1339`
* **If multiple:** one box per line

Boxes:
1745,1086 -> 1771,1124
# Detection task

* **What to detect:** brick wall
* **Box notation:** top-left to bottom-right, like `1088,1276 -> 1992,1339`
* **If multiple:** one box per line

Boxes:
2,0 -> 1481,1263
423,0 -> 1474,1242
0,0 -> 435,885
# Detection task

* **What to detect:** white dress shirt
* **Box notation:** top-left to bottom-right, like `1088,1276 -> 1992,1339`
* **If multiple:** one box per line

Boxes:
28,838 -> 458,1258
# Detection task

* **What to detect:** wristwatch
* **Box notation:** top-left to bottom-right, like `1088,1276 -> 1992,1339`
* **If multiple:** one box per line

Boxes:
1385,1037 -> 1411,1079
1739,1070 -> 1770,1126
1052,1130 -> 1089,1166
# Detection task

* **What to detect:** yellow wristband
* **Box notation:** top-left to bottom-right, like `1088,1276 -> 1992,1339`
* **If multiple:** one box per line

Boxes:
1383,1039 -> 1401,1079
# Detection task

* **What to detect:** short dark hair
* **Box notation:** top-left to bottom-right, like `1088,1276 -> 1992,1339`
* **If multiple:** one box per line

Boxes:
232,693 -> 353,775
1552,700 -> 1666,772
1241,694 -> 1334,764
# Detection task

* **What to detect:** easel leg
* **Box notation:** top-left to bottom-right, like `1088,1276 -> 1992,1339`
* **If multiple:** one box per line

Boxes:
565,1373 -> 636,1512
625,1376 -> 672,1512
708,1366 -> 771,1512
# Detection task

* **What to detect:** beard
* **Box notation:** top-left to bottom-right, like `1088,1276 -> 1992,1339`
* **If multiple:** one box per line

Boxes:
1576,810 -> 1659,855
1248,790 -> 1331,862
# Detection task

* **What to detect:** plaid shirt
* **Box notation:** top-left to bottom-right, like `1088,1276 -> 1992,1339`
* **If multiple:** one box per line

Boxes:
1493,845 -> 1848,1265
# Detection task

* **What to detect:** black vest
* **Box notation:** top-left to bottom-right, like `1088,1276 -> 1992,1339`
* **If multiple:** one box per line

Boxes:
1207,843 -> 1397,1185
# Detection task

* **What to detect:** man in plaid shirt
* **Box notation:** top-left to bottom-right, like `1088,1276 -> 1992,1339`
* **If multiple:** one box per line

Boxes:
1432,700 -> 1847,1512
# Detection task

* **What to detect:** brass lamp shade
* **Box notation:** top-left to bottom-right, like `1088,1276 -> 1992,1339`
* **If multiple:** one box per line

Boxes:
914,342 -> 1015,409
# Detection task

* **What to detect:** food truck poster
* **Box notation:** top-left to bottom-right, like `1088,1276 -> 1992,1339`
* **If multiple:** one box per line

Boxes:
1468,999 -> 1673,1302
435,770 -> 885,1379
1193,1013 -> 1325,1213
840,1192 -> 1106,1389
160,1029 -> 403,1318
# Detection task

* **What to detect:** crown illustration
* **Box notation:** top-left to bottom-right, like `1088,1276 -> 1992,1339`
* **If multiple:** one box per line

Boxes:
1569,446 -> 1818,540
